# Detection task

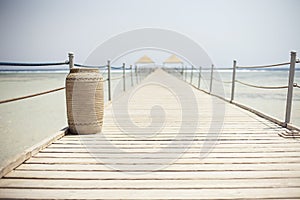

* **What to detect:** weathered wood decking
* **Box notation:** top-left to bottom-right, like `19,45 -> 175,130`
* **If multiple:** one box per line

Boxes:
0,69 -> 300,199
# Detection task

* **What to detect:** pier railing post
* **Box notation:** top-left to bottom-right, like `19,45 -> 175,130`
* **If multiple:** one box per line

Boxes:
130,65 -> 133,86
68,52 -> 74,69
122,63 -> 126,92
284,51 -> 296,127
185,65 -> 187,81
230,60 -> 237,102
198,66 -> 202,89
107,60 -> 111,101
209,64 -> 214,94
135,65 -> 138,84
190,66 -> 194,84
181,65 -> 184,77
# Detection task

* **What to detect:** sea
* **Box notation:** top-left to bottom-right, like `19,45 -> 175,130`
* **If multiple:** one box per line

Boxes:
0,68 -> 299,170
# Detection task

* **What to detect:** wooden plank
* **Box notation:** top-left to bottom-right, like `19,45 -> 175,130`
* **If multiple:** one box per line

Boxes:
16,163 -> 300,172
24,157 -> 300,164
0,129 -> 65,178
46,143 -> 300,149
64,129 -> 287,134
33,152 -> 300,158
62,132 -> 282,136
101,123 -> 278,128
41,146 -> 300,153
63,132 -> 283,136
49,140 -> 298,145
102,124 -> 283,128
1,188 -> 300,199
1,178 -> 300,189
57,135 -> 283,140
5,170 -> 300,180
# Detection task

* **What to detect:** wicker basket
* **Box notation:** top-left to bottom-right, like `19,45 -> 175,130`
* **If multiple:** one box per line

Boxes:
66,68 -> 104,134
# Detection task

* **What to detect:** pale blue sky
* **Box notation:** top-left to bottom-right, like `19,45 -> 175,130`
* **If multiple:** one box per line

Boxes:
0,0 -> 299,67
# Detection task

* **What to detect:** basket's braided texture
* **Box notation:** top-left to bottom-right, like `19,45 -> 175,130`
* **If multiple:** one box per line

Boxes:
66,68 -> 104,134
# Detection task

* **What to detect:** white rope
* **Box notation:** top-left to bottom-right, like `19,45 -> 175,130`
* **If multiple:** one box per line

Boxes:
0,87 -> 65,104
236,80 -> 288,89
236,62 -> 290,69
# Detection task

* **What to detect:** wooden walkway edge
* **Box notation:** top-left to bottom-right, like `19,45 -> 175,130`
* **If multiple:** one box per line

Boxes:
0,69 -> 300,199
0,129 -> 65,179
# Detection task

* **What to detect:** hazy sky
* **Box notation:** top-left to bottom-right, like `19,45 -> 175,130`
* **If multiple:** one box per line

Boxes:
0,0 -> 299,67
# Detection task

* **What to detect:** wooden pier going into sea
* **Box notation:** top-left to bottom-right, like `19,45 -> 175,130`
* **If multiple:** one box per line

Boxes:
0,69 -> 300,199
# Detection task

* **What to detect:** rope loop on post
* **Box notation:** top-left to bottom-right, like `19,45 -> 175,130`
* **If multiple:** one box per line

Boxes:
294,83 -> 300,89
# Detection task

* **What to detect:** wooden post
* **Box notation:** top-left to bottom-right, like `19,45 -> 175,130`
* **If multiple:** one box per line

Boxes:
209,64 -> 214,93
230,60 -> 237,102
185,65 -> 187,81
122,63 -> 126,92
284,51 -> 296,127
190,66 -> 193,84
181,64 -> 184,77
135,65 -> 138,84
130,65 -> 133,86
107,60 -> 111,101
198,66 -> 202,89
68,52 -> 74,69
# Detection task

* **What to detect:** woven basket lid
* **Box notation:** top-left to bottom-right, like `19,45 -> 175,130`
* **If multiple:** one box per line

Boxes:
70,68 -> 99,73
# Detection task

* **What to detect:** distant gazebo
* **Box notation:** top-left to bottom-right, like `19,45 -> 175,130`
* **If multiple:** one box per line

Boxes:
163,54 -> 184,74
163,54 -> 183,65
135,55 -> 155,65
134,55 -> 155,75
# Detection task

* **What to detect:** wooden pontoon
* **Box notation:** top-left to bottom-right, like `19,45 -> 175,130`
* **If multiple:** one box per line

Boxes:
0,69 -> 300,199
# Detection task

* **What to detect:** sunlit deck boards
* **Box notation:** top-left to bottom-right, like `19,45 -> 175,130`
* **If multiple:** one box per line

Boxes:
1,69 -> 300,199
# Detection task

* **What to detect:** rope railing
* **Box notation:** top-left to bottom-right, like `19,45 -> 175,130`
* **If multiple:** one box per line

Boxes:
0,61 -> 108,69
236,62 -> 290,69
0,61 -> 69,66
1,52 -> 298,130
235,80 -> 288,89
176,51 -> 299,130
0,87 -> 65,104
0,53 -> 151,104
214,67 -> 233,70
0,69 -> 139,105
74,63 -> 107,69
233,52 -> 298,127
111,66 -> 123,70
